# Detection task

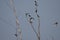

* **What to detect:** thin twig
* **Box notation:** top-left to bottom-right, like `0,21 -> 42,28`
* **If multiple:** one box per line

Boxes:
30,22 -> 38,38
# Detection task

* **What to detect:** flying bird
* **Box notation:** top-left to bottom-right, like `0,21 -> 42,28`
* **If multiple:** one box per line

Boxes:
54,22 -> 58,24
28,15 -> 31,17
25,13 -> 31,17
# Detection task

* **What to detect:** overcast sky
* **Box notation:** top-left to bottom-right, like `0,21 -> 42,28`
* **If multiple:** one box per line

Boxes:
0,0 -> 60,40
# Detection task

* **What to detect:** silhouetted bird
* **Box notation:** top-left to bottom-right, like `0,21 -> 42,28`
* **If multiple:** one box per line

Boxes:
14,34 -> 17,37
34,1 -> 38,6
29,17 -> 34,23
25,13 -> 31,17
54,22 -> 58,25
35,9 -> 37,13
28,14 -> 31,17
54,22 -> 58,27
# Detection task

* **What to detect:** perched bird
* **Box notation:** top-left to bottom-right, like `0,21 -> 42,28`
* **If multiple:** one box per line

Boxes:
35,9 -> 37,13
54,22 -> 58,24
28,14 -> 31,17
34,1 -> 37,4
30,17 -> 34,20
34,0 -> 36,2
29,17 -> 34,23
25,13 -> 31,17
34,1 -> 38,6
14,34 -> 17,37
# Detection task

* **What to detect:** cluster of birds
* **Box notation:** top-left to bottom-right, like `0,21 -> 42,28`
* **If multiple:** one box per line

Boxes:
34,0 -> 38,6
14,0 -> 59,37
25,13 -> 34,23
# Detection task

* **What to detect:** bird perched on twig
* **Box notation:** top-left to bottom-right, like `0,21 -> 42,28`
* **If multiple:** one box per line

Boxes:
29,17 -> 34,23
34,1 -> 38,6
14,34 -> 17,37
25,13 -> 35,23
25,13 -> 31,17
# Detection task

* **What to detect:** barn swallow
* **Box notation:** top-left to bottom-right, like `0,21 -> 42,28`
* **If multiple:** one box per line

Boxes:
25,13 -> 31,17
54,22 -> 58,24
30,17 -> 34,20
28,14 -> 31,17
29,17 -> 34,23
35,9 -> 37,13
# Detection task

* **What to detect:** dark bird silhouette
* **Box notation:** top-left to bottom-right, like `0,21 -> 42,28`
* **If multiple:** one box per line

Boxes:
30,17 -> 34,20
34,1 -> 36,3
29,17 -> 34,23
28,14 -> 31,17
34,1 -> 38,6
35,9 -> 37,13
25,13 -> 31,17
54,22 -> 58,27
54,22 -> 58,25
14,34 -> 17,37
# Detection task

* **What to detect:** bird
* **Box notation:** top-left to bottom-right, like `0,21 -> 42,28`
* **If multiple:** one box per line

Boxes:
29,17 -> 34,23
14,34 -> 17,37
54,22 -> 58,24
35,9 -> 37,13
54,22 -> 58,27
34,1 -> 38,6
34,1 -> 36,3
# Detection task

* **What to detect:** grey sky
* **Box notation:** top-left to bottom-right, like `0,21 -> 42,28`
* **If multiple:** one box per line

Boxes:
0,0 -> 60,40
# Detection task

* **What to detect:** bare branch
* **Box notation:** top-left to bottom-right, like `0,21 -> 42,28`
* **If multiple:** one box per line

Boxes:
34,0 -> 40,40
10,0 -> 22,40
